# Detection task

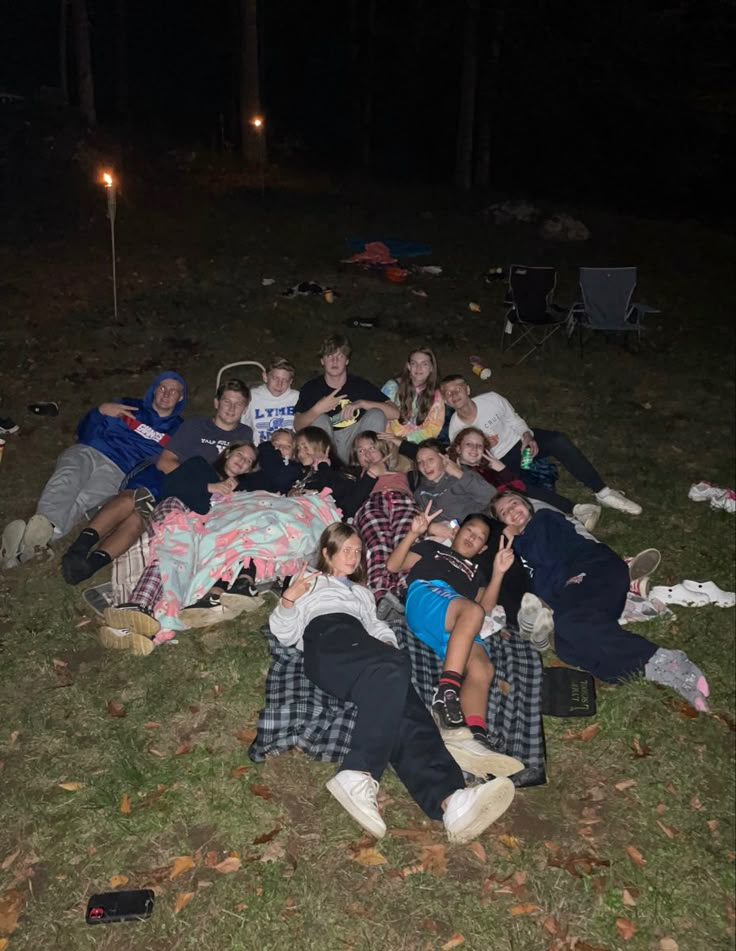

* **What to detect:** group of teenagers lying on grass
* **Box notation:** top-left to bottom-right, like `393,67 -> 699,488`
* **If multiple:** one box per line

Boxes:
0,335 -> 710,843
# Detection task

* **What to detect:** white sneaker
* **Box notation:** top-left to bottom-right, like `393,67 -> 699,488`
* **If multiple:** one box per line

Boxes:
595,487 -> 642,516
443,777 -> 515,844
688,481 -> 724,502
1,519 -> 26,569
440,727 -> 524,778
99,625 -> 155,656
572,503 -> 601,533
19,513 -> 54,562
710,490 -> 736,514
682,581 -> 735,608
518,594 -> 553,651
326,770 -> 386,839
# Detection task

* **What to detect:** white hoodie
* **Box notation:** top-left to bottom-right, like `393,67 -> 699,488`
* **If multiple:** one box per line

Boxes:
269,574 -> 398,651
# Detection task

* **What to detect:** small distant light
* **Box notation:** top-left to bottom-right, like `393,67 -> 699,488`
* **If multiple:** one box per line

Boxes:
102,171 -> 114,187
251,116 -> 263,128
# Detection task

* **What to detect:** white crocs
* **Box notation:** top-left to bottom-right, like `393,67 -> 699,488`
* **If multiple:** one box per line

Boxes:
682,581 -> 736,608
649,584 -> 711,608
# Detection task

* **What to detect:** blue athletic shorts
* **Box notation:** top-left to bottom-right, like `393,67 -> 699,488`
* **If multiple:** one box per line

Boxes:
405,579 -> 465,659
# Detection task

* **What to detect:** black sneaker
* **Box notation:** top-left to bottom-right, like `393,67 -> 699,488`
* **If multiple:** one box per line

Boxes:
0,417 -> 19,435
432,683 -> 465,729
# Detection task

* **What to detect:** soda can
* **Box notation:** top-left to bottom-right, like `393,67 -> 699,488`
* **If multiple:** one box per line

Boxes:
520,446 -> 533,469
469,356 -> 492,381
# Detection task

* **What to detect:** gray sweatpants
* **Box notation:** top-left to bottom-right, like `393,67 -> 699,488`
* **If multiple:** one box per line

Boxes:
311,408 -> 387,464
36,444 -> 124,540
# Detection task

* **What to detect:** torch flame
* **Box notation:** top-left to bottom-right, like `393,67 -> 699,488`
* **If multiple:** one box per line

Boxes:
251,116 -> 263,129
102,172 -> 113,187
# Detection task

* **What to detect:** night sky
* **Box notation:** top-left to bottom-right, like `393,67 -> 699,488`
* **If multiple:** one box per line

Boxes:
2,0 -> 735,217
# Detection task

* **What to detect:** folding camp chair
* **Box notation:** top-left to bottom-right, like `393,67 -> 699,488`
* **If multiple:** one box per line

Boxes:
501,265 -> 569,366
567,267 -> 660,357
216,360 -> 266,392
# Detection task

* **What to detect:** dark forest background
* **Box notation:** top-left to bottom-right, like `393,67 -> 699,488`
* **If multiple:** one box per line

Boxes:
2,0 -> 735,220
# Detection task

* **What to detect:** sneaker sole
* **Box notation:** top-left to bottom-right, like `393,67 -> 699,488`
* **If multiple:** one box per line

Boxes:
103,607 -> 160,638
1,519 -> 26,567
19,514 -> 54,562
442,734 -> 525,778
628,548 -> 661,582
325,776 -> 386,840
82,583 -> 114,618
446,777 -> 516,844
178,603 -> 244,628
219,592 -> 265,612
99,626 -> 155,656
431,705 -> 465,731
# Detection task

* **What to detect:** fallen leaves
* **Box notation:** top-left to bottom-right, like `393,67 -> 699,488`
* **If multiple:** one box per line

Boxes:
174,743 -> 193,756
0,851 -> 20,872
614,779 -> 637,792
120,793 -> 131,815
418,844 -> 447,878
615,917 -> 637,941
234,727 -> 257,745
562,723 -> 599,742
467,842 -> 486,863
58,782 -> 83,791
625,845 -> 646,868
174,892 -> 195,913
510,903 -> 541,916
169,855 -> 195,879
497,834 -> 521,850
106,700 -> 126,718
144,721 -> 161,729
0,889 -> 25,936
622,888 -> 637,907
442,934 -> 465,949
630,736 -> 652,758
351,848 -> 387,867
656,820 -> 678,839
253,827 -> 281,845
213,856 -> 241,874
259,839 -> 286,864
659,939 -> 679,951
248,783 -> 273,800
109,874 -> 129,888
547,852 -> 610,879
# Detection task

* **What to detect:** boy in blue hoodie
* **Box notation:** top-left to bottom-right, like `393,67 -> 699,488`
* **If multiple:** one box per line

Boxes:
1,372 -> 187,566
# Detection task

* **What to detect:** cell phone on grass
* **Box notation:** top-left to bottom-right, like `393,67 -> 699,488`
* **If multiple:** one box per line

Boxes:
85,889 -> 155,924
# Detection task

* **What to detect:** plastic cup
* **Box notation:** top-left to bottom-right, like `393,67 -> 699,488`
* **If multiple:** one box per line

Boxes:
471,363 -> 492,381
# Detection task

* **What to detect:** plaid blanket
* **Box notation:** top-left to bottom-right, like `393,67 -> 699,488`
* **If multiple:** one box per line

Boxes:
249,617 -> 546,787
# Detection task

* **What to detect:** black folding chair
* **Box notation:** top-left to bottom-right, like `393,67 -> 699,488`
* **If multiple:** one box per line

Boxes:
501,265 -> 568,366
567,267 -> 660,357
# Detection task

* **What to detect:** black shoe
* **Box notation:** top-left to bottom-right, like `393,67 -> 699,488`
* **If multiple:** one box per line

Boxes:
0,417 -> 19,435
226,573 -> 258,598
432,683 -> 465,729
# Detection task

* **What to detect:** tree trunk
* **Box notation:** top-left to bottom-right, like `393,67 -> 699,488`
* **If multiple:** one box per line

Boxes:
71,0 -> 96,126
454,0 -> 479,189
240,0 -> 266,165
59,0 -> 69,105
475,1 -> 506,188
361,0 -> 377,169
115,0 -> 130,121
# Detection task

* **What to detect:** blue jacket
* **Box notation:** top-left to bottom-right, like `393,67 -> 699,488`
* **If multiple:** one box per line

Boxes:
75,371 -> 187,497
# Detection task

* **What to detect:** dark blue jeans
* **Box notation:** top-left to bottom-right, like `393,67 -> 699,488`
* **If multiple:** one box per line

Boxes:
502,428 -> 606,513
548,551 -> 657,683
303,613 -> 464,819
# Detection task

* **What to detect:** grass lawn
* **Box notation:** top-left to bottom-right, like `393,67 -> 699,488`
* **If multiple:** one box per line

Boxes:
0,164 -> 734,950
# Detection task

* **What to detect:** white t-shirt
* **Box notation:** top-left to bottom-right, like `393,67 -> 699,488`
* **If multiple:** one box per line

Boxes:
242,385 -> 300,443
448,391 -> 531,458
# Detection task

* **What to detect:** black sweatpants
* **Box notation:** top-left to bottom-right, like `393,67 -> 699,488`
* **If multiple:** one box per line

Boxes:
550,551 -> 657,683
502,429 -> 606,513
303,613 -> 465,820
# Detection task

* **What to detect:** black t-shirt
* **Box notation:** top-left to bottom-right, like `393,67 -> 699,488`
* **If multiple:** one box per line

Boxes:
407,539 -> 487,601
294,374 -> 389,427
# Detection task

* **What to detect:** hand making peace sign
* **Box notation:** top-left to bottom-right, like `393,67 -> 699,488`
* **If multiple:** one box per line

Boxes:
410,501 -> 444,536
